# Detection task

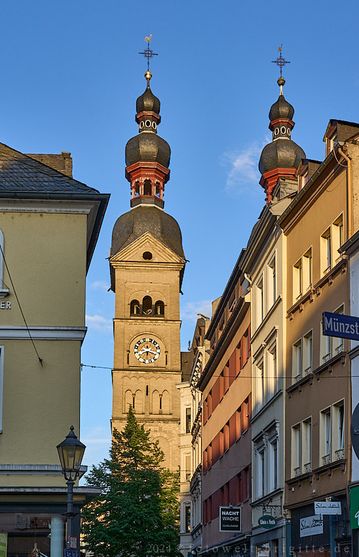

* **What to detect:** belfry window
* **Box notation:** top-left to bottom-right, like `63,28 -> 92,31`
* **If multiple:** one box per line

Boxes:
142,296 -> 153,316
144,179 -> 152,196
134,181 -> 140,196
155,300 -> 165,316
155,182 -> 161,197
130,300 -> 141,316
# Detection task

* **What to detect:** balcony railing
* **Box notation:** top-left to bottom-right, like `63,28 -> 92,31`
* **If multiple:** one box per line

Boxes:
304,462 -> 312,473
322,453 -> 332,465
335,448 -> 344,461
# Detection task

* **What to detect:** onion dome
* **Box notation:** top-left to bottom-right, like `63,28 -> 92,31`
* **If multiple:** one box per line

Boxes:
258,76 -> 305,203
125,71 -> 171,209
269,94 -> 294,121
126,132 -> 170,168
136,83 -> 160,115
111,205 -> 184,260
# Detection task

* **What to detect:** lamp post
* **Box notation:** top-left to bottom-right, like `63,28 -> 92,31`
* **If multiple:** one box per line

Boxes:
57,426 -> 86,551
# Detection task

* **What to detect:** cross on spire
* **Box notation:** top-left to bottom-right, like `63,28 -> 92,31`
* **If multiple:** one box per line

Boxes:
272,45 -> 290,77
139,35 -> 158,71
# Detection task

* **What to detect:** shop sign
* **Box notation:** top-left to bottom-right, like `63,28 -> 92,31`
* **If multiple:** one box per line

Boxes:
0,301 -> 11,310
322,311 -> 359,341
258,514 -> 277,529
300,515 -> 323,537
350,485 -> 359,529
0,533 -> 7,557
219,506 -> 241,532
314,501 -> 342,515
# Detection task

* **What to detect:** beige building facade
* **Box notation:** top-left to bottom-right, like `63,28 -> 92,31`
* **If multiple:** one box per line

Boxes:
279,120 -> 359,555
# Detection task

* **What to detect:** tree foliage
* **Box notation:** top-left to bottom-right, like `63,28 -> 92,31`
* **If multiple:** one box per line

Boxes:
82,408 -> 181,557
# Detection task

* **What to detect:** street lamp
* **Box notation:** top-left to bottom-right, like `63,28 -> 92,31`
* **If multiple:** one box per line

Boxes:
57,426 -> 86,549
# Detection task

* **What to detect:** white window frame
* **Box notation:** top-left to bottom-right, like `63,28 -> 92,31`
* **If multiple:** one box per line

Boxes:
320,407 -> 332,465
332,400 -> 345,460
302,417 -> 312,473
266,254 -> 277,310
255,444 -> 265,498
256,275 -> 264,326
321,227 -> 332,275
291,423 -> 301,477
293,258 -> 303,301
303,330 -> 313,375
332,214 -> 344,263
268,436 -> 278,493
292,338 -> 303,382
266,339 -> 278,398
302,248 -> 312,292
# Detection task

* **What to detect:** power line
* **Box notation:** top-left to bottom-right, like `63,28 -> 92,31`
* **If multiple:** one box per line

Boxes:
0,244 -> 43,366
80,362 -> 359,379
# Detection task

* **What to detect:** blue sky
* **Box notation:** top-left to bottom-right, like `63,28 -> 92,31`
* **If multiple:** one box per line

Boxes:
2,0 -> 359,468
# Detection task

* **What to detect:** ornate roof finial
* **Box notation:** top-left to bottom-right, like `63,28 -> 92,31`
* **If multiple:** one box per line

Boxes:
139,35 -> 158,78
272,45 -> 290,95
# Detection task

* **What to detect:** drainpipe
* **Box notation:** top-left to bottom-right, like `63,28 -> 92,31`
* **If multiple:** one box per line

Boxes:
338,146 -> 352,239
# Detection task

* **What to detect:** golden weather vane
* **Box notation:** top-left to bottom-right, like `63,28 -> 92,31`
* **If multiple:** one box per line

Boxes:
138,35 -> 158,72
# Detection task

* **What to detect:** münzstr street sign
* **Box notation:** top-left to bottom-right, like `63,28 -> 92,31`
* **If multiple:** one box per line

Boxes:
322,311 -> 359,341
219,506 -> 241,532
314,501 -> 342,515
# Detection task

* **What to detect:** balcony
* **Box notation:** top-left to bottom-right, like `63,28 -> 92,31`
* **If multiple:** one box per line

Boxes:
294,466 -> 302,477
304,462 -> 312,473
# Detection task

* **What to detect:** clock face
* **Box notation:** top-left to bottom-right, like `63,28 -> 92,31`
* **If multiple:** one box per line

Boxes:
133,337 -> 161,364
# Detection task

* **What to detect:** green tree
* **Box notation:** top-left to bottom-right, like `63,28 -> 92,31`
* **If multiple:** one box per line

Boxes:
82,407 -> 181,557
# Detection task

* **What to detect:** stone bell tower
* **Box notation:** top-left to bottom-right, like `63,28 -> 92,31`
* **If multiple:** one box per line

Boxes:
109,67 -> 185,471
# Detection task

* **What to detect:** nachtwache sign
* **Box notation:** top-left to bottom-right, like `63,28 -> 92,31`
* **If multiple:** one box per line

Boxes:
219,506 -> 241,532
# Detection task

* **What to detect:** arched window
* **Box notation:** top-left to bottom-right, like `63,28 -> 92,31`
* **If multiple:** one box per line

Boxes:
134,181 -> 140,196
154,300 -> 165,316
155,182 -> 161,197
135,390 -> 143,414
142,296 -> 153,316
162,390 -> 170,414
144,179 -> 152,196
125,390 -> 133,412
152,390 -> 160,414
130,299 -> 141,316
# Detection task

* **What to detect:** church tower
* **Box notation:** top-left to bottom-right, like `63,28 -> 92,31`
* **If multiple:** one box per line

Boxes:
258,49 -> 305,203
109,67 -> 185,471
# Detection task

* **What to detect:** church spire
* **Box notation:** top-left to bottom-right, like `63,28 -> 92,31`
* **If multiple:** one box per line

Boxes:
125,38 -> 170,209
259,47 -> 305,203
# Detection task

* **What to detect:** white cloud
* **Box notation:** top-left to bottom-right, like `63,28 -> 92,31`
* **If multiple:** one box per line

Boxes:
86,313 -> 112,333
222,137 -> 270,192
90,280 -> 109,292
181,300 -> 212,323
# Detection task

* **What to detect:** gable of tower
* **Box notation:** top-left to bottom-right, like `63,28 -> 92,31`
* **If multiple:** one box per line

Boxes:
110,231 -> 185,265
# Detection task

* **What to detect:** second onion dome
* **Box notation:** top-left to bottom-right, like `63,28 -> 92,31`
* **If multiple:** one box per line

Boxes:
259,76 -> 305,202
126,71 -> 171,169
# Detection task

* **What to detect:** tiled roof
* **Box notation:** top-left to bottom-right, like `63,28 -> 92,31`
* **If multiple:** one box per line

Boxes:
0,143 -> 100,195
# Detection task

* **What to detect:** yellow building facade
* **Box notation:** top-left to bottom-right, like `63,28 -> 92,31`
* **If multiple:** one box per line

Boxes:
0,145 -> 108,557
